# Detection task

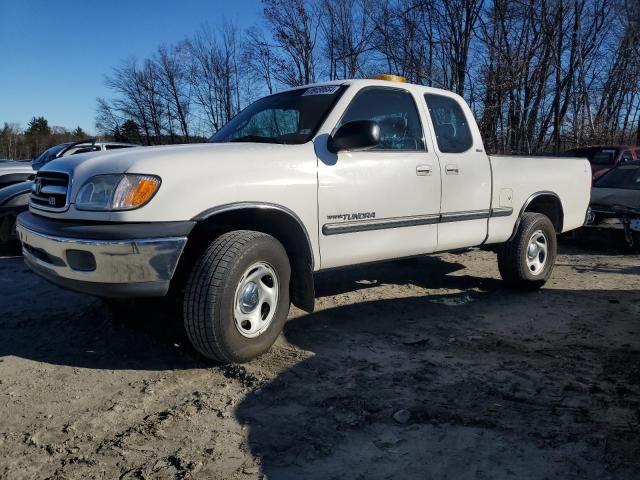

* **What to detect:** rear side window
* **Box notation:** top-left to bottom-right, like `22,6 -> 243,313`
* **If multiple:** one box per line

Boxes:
339,87 -> 425,151
424,94 -> 473,153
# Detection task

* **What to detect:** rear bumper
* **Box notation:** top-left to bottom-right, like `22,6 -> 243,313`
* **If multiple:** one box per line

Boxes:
16,212 -> 193,297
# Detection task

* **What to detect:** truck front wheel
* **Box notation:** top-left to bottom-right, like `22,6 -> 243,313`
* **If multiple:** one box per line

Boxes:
497,213 -> 557,290
183,230 -> 291,363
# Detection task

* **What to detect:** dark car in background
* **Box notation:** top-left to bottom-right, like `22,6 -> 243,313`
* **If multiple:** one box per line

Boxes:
0,158 -> 36,190
0,140 -> 139,246
565,145 -> 640,180
580,161 -> 640,252
0,181 -> 33,246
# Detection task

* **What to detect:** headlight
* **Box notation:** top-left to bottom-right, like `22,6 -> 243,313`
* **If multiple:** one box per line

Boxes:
75,174 -> 161,211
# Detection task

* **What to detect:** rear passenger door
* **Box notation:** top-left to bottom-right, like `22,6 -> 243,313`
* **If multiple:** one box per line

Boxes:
317,86 -> 441,269
424,93 -> 492,250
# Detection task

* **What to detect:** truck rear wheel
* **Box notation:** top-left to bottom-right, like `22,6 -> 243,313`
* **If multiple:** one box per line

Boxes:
183,230 -> 291,363
497,213 -> 557,290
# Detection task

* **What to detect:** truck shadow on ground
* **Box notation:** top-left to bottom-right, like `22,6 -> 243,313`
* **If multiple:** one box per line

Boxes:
236,283 -> 640,479
313,254 -> 503,297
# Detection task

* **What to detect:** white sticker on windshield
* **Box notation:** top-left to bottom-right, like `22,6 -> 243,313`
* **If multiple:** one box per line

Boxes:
302,86 -> 341,96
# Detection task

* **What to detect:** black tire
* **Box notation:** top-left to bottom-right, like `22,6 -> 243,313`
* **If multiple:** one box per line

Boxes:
183,230 -> 291,363
497,212 -> 557,290
0,214 -> 17,245
626,232 -> 640,254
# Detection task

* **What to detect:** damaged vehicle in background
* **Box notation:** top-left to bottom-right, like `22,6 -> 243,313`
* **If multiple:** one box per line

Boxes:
0,140 -> 139,246
564,145 -> 640,180
582,161 -> 640,252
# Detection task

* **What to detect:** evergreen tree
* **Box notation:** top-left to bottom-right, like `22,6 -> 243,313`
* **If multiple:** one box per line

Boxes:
24,116 -> 51,136
72,126 -> 87,138
120,120 -> 141,143
112,125 -> 123,142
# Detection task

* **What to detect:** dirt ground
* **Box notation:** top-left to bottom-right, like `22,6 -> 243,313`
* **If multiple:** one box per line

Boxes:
1,243 -> 639,480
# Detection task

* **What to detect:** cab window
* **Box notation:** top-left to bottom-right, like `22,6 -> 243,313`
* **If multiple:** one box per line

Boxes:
234,109 -> 300,139
338,87 -> 425,151
622,150 -> 633,163
424,94 -> 473,153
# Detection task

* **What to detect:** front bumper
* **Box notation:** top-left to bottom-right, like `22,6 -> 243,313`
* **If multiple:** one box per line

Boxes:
16,212 -> 193,297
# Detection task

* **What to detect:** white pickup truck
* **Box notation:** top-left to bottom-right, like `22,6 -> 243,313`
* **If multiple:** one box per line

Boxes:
17,76 -> 591,363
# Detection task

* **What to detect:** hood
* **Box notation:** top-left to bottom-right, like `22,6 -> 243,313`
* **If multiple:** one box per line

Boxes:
590,187 -> 640,211
39,142 -> 311,209
40,142 -> 290,179
32,140 -> 316,223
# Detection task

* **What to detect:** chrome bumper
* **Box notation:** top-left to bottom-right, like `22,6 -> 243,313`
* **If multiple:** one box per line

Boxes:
16,224 -> 187,297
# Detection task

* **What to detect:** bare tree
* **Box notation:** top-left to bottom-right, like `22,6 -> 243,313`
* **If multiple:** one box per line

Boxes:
89,0 -> 639,153
99,58 -> 164,144
320,0 -> 374,80
262,0 -> 320,86
435,0 -> 485,95
155,44 -> 192,142
244,27 -> 277,95
185,23 -> 245,133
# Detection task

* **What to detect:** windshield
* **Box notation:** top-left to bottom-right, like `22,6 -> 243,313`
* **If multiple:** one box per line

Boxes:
209,85 -> 346,145
595,164 -> 640,190
33,144 -> 68,163
566,147 -> 618,166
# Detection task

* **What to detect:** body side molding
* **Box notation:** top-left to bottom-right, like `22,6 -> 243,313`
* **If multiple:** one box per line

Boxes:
322,208 -> 510,235
440,209 -> 491,223
322,213 -> 440,235
490,207 -> 514,217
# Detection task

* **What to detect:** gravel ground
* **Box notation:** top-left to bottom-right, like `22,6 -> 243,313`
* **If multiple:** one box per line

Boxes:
0,244 -> 639,479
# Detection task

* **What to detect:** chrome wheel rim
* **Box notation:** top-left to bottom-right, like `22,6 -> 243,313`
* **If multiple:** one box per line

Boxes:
233,261 -> 279,338
526,230 -> 548,276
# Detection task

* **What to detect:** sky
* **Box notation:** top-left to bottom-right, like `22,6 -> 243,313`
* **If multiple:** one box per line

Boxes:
0,0 -> 262,134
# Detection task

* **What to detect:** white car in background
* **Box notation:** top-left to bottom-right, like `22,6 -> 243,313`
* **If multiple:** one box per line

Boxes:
0,140 -> 138,189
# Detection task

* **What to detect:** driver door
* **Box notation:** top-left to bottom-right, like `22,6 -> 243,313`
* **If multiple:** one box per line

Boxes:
316,86 -> 441,269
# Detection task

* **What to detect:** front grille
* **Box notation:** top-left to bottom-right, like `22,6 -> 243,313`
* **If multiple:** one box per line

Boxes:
30,171 -> 70,211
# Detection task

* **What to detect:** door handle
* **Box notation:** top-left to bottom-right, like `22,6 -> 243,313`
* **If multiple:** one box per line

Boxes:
416,164 -> 432,176
445,164 -> 459,175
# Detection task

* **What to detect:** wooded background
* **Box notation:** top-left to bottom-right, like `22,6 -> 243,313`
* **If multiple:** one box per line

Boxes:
2,0 -> 639,159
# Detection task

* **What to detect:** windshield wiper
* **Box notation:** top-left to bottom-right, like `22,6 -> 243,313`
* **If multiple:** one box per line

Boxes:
228,135 -> 284,144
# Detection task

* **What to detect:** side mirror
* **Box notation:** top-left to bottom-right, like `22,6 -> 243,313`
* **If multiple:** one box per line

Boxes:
328,120 -> 380,153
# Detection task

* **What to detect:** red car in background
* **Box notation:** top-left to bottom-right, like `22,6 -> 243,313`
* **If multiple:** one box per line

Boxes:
564,145 -> 640,180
